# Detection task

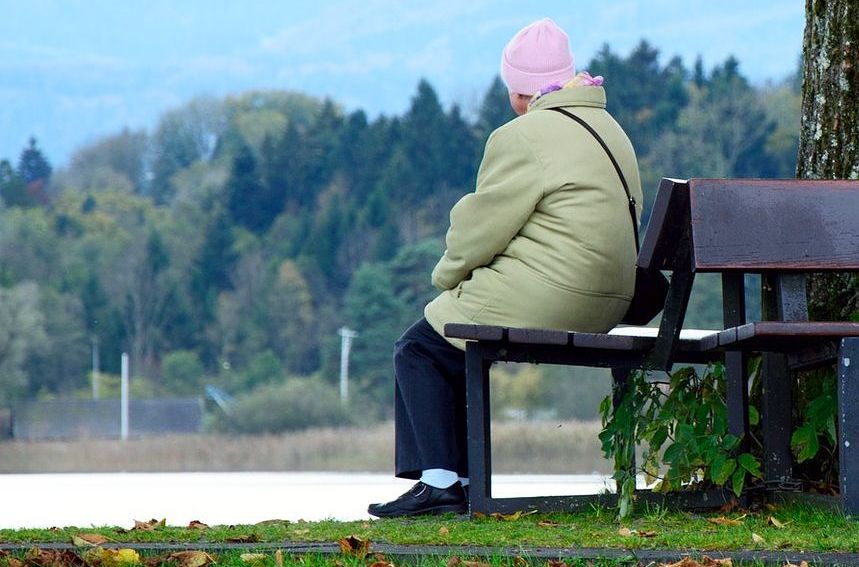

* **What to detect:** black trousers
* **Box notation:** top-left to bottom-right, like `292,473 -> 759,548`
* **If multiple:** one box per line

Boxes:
394,318 -> 468,480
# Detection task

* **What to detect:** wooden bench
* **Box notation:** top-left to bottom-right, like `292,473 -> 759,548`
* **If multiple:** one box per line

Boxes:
445,178 -> 859,515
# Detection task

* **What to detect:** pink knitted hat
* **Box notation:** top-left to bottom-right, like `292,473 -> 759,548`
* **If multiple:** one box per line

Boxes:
500,18 -> 575,95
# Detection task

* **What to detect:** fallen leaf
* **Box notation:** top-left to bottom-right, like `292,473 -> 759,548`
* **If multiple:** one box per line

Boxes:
490,511 -> 523,521
660,557 -> 732,567
226,535 -> 260,543
617,527 -> 633,537
447,559 -> 489,567
188,521 -> 209,530
72,534 -> 110,547
274,550 -> 283,567
513,556 -> 529,567
26,548 -> 86,567
293,529 -> 310,536
547,561 -> 568,567
638,530 -> 657,538
131,519 -> 165,531
537,520 -> 560,527
707,517 -> 743,527
751,533 -> 765,544
167,551 -> 215,567
239,554 -> 268,564
99,549 -> 141,567
369,561 -> 395,567
438,526 -> 450,536
768,516 -> 789,529
471,512 -> 486,520
338,535 -> 370,558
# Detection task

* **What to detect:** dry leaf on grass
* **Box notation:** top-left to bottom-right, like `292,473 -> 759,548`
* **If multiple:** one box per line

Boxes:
445,557 -> 489,567
438,526 -> 450,536
369,561 -> 395,567
546,561 -> 568,567
513,556 -> 529,567
537,520 -> 560,527
488,509 -> 538,521
638,530 -> 657,538
292,529 -> 310,536
72,534 -> 110,547
707,516 -> 743,527
660,556 -> 733,567
783,562 -> 809,567
338,535 -> 370,558
167,551 -> 215,567
239,553 -> 268,564
274,550 -> 283,567
768,516 -> 789,528
25,548 -> 85,567
617,527 -> 633,537
97,548 -> 141,567
188,521 -> 209,530
132,519 -> 165,531
751,533 -> 765,544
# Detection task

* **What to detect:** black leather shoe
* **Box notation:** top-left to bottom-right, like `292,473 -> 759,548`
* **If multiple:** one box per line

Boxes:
368,481 -> 466,518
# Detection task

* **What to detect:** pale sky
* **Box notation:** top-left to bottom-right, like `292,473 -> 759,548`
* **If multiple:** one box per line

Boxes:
0,0 -> 805,166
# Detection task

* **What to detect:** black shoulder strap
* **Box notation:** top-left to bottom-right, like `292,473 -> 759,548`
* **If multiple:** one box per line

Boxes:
548,106 -> 640,251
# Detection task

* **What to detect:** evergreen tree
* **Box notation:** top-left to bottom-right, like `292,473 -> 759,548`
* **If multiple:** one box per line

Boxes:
226,141 -> 270,233
400,79 -> 448,198
0,159 -> 28,207
17,137 -> 52,183
476,75 -> 517,139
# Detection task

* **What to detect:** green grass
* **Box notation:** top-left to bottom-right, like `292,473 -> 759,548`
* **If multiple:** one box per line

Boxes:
0,500 -> 855,554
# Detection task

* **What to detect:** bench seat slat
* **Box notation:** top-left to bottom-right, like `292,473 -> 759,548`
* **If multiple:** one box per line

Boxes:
719,321 -> 859,350
444,323 -> 505,341
507,327 -> 570,345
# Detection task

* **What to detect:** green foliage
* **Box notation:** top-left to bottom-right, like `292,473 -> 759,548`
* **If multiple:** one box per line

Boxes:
599,364 -> 762,518
162,350 -> 206,395
790,368 -> 838,486
213,377 -> 352,434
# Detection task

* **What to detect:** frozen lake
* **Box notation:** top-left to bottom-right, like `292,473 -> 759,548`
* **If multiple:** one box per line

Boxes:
0,472 -> 614,529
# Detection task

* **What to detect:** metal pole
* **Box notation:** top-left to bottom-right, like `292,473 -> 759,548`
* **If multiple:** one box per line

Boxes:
91,337 -> 100,400
120,352 -> 129,441
337,327 -> 358,405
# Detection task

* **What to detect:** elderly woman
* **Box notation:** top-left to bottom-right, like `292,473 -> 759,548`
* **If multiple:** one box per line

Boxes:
368,17 -> 643,517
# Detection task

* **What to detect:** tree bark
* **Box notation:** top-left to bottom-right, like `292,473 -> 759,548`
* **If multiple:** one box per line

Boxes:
798,0 -> 859,321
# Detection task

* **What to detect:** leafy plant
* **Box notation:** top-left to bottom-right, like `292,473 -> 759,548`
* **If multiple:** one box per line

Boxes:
599,363 -> 762,518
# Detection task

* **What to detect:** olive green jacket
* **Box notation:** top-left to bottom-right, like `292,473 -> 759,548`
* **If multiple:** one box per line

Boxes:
424,86 -> 643,349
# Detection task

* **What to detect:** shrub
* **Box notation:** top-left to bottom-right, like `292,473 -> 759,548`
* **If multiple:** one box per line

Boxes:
212,377 -> 352,434
161,350 -> 205,395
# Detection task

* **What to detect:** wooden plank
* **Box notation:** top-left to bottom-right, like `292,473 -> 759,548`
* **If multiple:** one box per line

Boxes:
572,332 -> 650,350
720,321 -> 859,351
507,327 -> 570,345
638,178 -> 692,271
443,323 -> 505,341
689,179 -> 859,271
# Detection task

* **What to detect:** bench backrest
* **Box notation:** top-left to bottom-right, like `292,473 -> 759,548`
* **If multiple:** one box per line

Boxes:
639,178 -> 859,368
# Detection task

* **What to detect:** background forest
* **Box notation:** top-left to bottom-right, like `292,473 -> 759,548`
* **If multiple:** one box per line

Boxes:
0,42 -> 801,433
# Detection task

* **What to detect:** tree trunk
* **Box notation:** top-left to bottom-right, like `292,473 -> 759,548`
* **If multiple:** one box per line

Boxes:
797,0 -> 859,321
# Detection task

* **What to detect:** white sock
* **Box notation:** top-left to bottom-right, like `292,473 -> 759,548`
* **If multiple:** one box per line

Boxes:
459,477 -> 470,487
420,468 -> 458,489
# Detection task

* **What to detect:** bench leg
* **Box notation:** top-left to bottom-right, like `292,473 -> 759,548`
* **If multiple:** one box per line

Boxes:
762,352 -> 793,483
465,341 -> 493,515
839,338 -> 859,516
